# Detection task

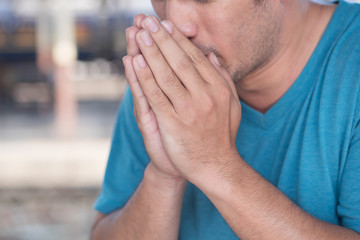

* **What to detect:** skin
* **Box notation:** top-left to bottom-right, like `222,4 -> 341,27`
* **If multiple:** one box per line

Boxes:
91,0 -> 360,239
152,0 -> 281,82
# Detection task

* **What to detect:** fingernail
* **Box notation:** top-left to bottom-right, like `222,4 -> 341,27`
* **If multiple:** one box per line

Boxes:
144,17 -> 159,33
161,20 -> 173,34
135,55 -> 147,68
211,53 -> 221,67
141,30 -> 153,46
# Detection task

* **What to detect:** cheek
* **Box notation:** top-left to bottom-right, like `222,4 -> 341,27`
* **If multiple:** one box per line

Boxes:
151,1 -> 166,20
207,23 -> 240,62
201,10 -> 240,46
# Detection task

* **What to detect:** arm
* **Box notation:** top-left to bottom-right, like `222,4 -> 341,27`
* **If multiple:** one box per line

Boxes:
133,16 -> 360,239
199,154 -> 360,240
91,163 -> 187,240
91,15 -> 187,240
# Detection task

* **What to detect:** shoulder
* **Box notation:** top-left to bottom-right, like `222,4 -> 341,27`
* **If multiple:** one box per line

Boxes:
330,1 -> 360,52
323,1 -> 360,92
313,1 -> 360,127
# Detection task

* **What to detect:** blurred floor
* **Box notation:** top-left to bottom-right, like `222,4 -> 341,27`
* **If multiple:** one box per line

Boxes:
0,188 -> 98,240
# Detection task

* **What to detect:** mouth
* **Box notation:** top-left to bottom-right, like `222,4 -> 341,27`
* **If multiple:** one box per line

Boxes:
193,43 -> 216,57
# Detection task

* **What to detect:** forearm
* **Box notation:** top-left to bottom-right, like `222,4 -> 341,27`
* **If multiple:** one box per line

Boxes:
199,155 -> 360,240
91,163 -> 187,240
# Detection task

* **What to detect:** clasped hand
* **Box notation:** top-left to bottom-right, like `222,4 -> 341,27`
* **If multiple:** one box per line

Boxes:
123,15 -> 242,185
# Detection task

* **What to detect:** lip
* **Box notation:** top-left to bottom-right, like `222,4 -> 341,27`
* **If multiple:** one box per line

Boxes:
192,42 -> 218,59
192,42 -> 212,56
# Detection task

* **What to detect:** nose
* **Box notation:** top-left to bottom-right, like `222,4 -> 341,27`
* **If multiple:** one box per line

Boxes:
166,1 -> 198,39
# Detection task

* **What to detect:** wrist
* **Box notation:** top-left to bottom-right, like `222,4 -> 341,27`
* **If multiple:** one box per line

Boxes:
144,162 -> 188,191
192,149 -> 243,199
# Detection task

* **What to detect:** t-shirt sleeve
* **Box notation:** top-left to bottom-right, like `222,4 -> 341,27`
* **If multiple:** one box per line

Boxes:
337,106 -> 360,233
336,25 -> 360,233
94,87 -> 150,214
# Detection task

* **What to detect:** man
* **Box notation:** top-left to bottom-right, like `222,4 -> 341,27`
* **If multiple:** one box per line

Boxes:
91,0 -> 360,239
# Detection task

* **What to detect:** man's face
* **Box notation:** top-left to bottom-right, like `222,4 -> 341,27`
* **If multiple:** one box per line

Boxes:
151,0 -> 283,83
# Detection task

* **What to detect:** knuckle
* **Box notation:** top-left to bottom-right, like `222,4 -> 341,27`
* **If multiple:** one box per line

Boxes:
149,87 -> 163,101
189,49 -> 206,65
147,89 -> 167,111
162,71 -> 178,87
147,88 -> 168,111
176,54 -> 192,71
206,99 -> 216,113
154,98 -> 168,111
141,70 -> 153,82
201,94 -> 216,113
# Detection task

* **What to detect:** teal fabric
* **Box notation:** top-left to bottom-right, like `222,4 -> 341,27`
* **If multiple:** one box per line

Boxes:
95,1 -> 360,238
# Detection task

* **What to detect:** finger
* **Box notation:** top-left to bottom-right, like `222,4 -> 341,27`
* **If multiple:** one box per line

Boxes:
165,21 -> 225,85
134,14 -> 146,29
208,52 -> 241,131
143,17 -> 221,85
132,54 -> 173,116
126,26 -> 141,56
140,16 -> 206,92
135,29 -> 190,111
122,55 -> 151,120
208,52 -> 238,99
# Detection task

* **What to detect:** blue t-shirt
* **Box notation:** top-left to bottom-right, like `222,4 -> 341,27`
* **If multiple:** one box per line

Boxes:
95,1 -> 360,238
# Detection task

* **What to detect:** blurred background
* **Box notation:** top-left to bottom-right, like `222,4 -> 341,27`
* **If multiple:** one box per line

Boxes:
1,0 -> 360,240
0,0 -> 152,239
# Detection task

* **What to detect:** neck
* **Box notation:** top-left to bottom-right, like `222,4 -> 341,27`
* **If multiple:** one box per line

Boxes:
236,2 -> 336,113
